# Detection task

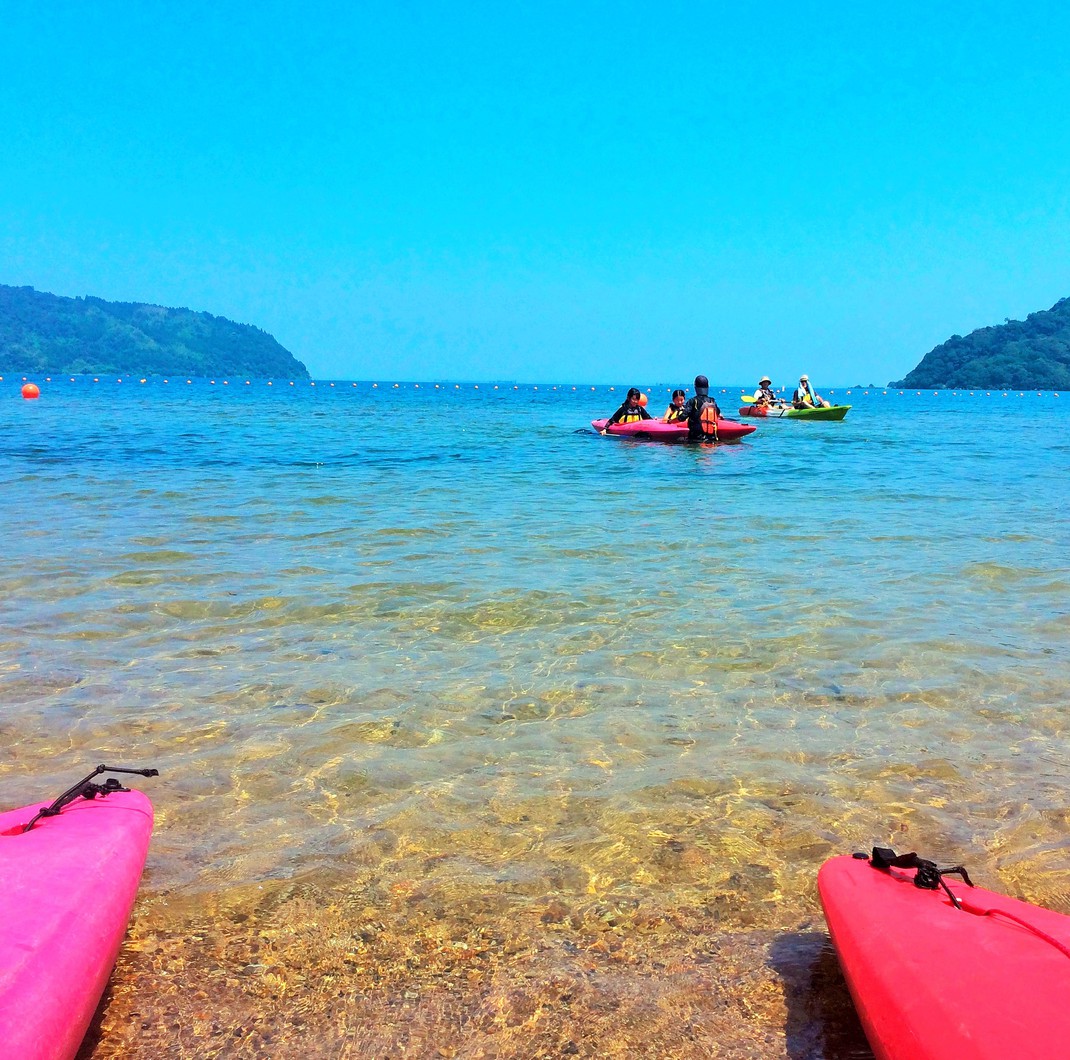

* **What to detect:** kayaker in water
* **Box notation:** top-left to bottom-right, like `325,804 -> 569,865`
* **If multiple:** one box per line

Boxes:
793,374 -> 830,409
663,389 -> 687,422
681,375 -> 722,441
753,376 -> 783,407
602,387 -> 653,433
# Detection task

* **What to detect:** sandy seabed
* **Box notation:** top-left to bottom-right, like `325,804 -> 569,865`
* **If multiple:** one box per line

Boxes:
79,880 -> 871,1059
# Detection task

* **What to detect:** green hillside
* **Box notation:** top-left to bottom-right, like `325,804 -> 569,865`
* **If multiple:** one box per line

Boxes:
0,284 -> 309,378
893,297 -> 1070,389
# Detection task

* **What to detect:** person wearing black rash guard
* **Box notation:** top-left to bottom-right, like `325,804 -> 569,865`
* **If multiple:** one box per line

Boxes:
602,387 -> 653,432
681,375 -> 722,441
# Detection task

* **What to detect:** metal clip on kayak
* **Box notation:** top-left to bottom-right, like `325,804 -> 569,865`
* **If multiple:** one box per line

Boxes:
861,847 -> 974,910
22,764 -> 160,834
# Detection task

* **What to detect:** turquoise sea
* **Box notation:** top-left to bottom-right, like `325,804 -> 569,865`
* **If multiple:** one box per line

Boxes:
2,377 -> 1069,1057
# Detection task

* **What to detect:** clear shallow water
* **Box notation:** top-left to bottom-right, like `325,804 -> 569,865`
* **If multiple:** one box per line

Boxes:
2,379 -> 1069,1054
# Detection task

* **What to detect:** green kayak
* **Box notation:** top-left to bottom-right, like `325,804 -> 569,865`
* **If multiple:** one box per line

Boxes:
739,404 -> 850,421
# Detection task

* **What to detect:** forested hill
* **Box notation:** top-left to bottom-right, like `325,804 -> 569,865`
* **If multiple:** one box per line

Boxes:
0,285 -> 309,378
892,297 -> 1070,389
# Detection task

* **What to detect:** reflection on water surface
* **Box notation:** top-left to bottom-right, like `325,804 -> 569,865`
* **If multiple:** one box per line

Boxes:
3,383 -> 1068,1057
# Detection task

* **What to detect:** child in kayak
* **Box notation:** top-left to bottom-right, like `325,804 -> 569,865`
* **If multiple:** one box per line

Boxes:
602,388 -> 653,433
663,389 -> 687,422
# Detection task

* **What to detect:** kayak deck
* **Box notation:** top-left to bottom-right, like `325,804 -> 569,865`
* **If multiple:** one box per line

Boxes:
739,404 -> 850,420
0,788 -> 154,1059
819,853 -> 1070,1060
591,418 -> 756,442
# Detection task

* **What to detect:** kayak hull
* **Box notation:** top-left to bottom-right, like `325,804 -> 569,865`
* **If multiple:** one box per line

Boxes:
739,404 -> 850,420
818,854 -> 1070,1060
0,789 -> 154,1060
591,418 -> 756,442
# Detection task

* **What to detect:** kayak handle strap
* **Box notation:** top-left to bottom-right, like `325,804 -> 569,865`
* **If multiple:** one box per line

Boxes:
22,764 -> 159,833
865,847 -> 974,910
860,847 -> 1070,961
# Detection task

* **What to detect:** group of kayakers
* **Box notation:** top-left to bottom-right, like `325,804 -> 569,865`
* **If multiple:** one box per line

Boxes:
754,373 -> 830,409
603,372 -> 830,440
602,375 -> 725,440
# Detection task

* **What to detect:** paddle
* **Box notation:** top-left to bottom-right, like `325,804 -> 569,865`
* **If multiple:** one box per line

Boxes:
741,394 -> 757,403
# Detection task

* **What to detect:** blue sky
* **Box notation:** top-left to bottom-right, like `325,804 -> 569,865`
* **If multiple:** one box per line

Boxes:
2,2 -> 1068,384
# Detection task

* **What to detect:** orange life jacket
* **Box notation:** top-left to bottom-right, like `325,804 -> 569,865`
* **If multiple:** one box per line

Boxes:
699,402 -> 719,440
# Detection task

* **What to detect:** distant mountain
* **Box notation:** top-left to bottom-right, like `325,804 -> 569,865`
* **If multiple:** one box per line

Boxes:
0,285 -> 309,378
892,297 -> 1070,389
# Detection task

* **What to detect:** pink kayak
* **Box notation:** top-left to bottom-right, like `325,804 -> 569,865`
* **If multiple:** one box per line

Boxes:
0,767 -> 156,1060
591,417 -> 756,442
819,850 -> 1070,1059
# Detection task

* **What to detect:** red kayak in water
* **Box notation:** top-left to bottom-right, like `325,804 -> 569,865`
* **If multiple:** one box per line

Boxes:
819,849 -> 1070,1060
0,766 -> 156,1060
591,418 -> 756,442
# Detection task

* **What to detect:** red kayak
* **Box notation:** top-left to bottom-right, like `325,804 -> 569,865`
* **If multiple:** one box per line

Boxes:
591,418 -> 756,442
819,850 -> 1070,1060
0,766 -> 156,1060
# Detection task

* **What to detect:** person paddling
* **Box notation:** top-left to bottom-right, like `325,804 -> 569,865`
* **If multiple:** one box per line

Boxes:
681,375 -> 722,441
602,387 -> 653,432
753,376 -> 782,407
793,374 -> 830,409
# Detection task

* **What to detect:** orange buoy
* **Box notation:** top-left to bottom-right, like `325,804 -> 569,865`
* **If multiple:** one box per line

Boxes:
637,392 -> 648,407
21,383 -> 40,400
